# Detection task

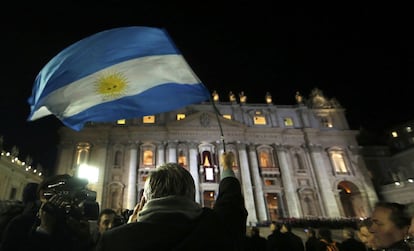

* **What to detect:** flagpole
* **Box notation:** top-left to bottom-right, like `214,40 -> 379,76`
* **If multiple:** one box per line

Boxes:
210,98 -> 226,153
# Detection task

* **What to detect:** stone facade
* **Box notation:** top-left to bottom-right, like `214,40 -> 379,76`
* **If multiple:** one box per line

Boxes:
0,147 -> 43,200
361,120 -> 414,204
54,88 -> 378,225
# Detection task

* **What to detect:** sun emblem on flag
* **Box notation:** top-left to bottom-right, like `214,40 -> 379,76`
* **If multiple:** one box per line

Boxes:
94,71 -> 128,99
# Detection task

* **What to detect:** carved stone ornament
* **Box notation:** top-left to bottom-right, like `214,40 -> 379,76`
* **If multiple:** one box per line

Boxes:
200,113 -> 210,127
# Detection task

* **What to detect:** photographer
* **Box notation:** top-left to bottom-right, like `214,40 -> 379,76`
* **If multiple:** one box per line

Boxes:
22,174 -> 98,251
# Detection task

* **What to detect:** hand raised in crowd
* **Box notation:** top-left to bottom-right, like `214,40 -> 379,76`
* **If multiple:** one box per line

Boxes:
220,152 -> 234,170
127,196 -> 147,223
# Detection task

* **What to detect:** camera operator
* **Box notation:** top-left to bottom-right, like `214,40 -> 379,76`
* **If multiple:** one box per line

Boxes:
22,174 -> 98,251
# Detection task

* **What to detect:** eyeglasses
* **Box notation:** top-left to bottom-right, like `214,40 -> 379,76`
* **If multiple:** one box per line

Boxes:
404,235 -> 414,248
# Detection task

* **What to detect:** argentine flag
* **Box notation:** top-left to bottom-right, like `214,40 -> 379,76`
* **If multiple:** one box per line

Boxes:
27,26 -> 210,131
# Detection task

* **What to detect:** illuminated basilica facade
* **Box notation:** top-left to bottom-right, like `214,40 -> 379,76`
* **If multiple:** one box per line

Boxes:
54,88 -> 378,225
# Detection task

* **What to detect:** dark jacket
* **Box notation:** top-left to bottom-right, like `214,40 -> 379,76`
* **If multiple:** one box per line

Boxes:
305,236 -> 320,251
381,239 -> 410,251
267,230 -> 304,251
338,237 -> 366,251
95,177 -> 247,251
0,201 -> 40,251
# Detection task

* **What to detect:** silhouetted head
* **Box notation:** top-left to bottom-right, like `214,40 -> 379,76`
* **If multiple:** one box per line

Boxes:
144,163 -> 195,201
22,182 -> 39,204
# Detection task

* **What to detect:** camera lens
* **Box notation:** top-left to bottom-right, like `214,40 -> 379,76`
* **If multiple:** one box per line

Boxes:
405,235 -> 414,249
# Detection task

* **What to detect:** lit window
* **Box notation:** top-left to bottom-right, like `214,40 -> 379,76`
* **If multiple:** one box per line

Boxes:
76,143 -> 91,165
143,115 -> 155,124
284,117 -> 294,126
223,114 -> 232,120
259,151 -> 270,168
117,119 -> 126,125
177,114 -> 186,120
143,150 -> 153,165
332,152 -> 348,174
203,190 -> 215,208
205,167 -> 214,181
254,116 -> 267,125
391,131 -> 398,138
178,150 -> 187,168
78,164 -> 99,184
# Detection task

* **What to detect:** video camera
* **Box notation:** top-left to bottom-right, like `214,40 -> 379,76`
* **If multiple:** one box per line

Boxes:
42,175 -> 99,221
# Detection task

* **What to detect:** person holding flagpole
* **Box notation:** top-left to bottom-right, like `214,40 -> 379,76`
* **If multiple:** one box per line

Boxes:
95,152 -> 247,250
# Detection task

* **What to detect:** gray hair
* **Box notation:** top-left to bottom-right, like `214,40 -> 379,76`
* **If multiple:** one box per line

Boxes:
144,163 -> 195,201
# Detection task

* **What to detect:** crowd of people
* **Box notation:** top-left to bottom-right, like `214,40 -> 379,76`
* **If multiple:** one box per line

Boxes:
0,152 -> 413,251
244,201 -> 414,251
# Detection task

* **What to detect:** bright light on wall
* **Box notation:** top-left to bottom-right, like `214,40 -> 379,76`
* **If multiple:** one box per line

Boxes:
78,164 -> 99,184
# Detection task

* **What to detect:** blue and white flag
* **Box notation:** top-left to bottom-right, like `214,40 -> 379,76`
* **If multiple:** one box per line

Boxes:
27,26 -> 210,131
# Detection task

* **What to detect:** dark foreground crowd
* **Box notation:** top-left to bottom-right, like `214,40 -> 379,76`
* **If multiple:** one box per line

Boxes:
0,153 -> 413,251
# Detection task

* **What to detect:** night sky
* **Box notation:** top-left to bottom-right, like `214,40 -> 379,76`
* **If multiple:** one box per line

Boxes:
1,3 -> 413,172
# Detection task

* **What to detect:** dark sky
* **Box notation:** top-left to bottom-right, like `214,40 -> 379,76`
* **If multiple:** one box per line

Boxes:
1,3 -> 413,172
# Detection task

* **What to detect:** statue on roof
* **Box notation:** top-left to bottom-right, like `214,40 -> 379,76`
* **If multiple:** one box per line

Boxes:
229,91 -> 236,102
308,88 -> 342,108
239,91 -> 247,103
295,91 -> 304,104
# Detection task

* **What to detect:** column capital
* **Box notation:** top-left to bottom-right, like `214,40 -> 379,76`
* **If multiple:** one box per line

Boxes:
273,143 -> 288,152
247,143 -> 257,152
166,141 -> 177,148
236,141 -> 247,150
127,143 -> 138,150
187,142 -> 198,149
308,144 -> 323,152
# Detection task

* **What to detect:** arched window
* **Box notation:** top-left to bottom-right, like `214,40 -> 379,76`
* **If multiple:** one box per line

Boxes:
177,144 -> 188,170
303,196 -> 315,216
76,142 -> 91,166
114,150 -> 122,168
257,147 -> 275,168
178,150 -> 187,168
143,150 -> 153,166
202,151 -> 215,182
201,151 -> 216,182
294,152 -> 306,172
260,151 -> 270,168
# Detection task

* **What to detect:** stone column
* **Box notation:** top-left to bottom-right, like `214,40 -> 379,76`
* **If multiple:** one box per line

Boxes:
301,145 -> 325,216
237,143 -> 258,225
278,192 -> 287,218
247,144 -> 267,222
55,142 -> 76,174
274,144 -> 301,217
308,144 -> 340,217
156,142 -> 165,166
166,141 -> 177,163
359,191 -> 372,218
127,144 -> 137,209
89,141 -> 108,208
188,143 -> 201,203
